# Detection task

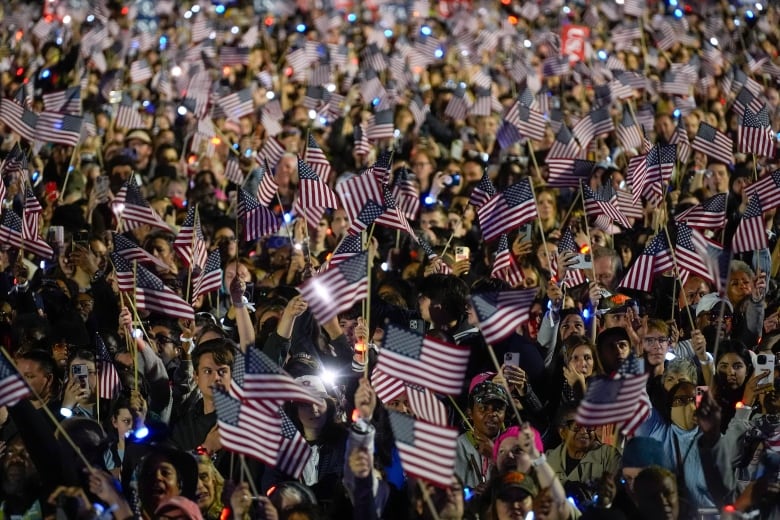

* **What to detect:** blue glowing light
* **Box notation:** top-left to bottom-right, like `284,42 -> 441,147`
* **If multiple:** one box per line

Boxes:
421,25 -> 432,36
41,69 -> 50,79
434,48 -> 444,59
424,196 -> 436,205
597,50 -> 607,60
673,109 -> 681,118
384,29 -> 393,38
296,23 -> 306,33
215,4 -> 226,14
673,8 -> 683,18
582,308 -> 590,320
347,13 -> 357,22
133,426 -> 150,440
669,0 -> 678,6
283,213 -> 292,223
372,97 -> 380,106
746,10 -> 754,19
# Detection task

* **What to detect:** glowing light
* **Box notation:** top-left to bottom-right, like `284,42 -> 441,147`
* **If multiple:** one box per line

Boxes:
231,26 -> 239,35
325,83 -> 336,92
215,4 -> 226,14
211,137 -> 221,145
283,213 -> 292,223
582,308 -> 590,319
41,69 -> 50,79
264,16 -> 274,26
308,109 -> 317,119
710,37 -> 718,46
296,23 -> 306,33
86,14 -> 95,22
597,50 -> 607,60
421,25 -> 432,36
384,29 -> 393,38
371,97 -> 380,106
434,48 -> 444,59
133,426 -> 150,439
347,13 -> 357,23
120,6 -> 128,15
508,15 -> 518,24
265,91 -> 275,100
673,8 -> 683,18
208,31 -> 216,40
524,39 -> 532,48
562,6 -> 571,14
62,15 -> 71,24
673,109 -> 681,118
755,3 -> 763,11
746,10 -> 754,19
669,0 -> 678,6
184,10 -> 192,19
142,100 -> 150,107
171,65 -> 182,77
380,262 -> 389,271
177,105 -> 188,115
321,368 -> 337,387
192,5 -> 201,12
424,195 -> 436,205
319,116 -> 327,125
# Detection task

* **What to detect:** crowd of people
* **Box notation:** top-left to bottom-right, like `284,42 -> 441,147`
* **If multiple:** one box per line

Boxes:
0,0 -> 779,518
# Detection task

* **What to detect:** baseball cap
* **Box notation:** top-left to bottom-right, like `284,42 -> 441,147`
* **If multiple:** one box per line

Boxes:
469,381 -> 510,407
296,375 -> 329,398
695,293 -> 733,317
496,471 -> 538,499
155,496 -> 203,520
124,128 -> 152,145
597,293 -> 636,316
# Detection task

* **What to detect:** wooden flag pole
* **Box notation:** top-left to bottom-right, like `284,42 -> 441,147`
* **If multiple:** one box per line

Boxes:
577,181 -> 599,343
661,226 -> 697,333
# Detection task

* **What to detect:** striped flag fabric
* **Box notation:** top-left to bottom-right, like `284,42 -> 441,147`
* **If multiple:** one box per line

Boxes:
115,100 -> 144,130
675,193 -> 727,229
545,158 -> 595,188
353,123 -> 371,157
405,385 -> 448,426
368,149 -> 393,185
491,234 -> 524,288
0,355 -> 31,407
256,161 -> 279,206
214,387 -> 283,467
117,179 -> 171,232
130,59 -> 153,84
745,169 -> 780,211
42,86 -> 81,114
672,222 -> 714,282
218,88 -> 254,120
616,105 -> 643,151
337,173 -> 384,225
616,190 -> 645,220
444,84 -> 470,121
0,210 -> 22,248
173,206 -> 208,270
192,250 -> 223,301
237,188 -> 280,241
35,112 -> 83,147
583,185 -> 632,229
372,186 -> 416,237
575,356 -> 650,436
619,233 -> 673,291
297,158 -> 339,210
477,178 -> 538,242
304,134 -> 333,185
21,187 -> 53,259
0,96 -> 36,141
732,87 -> 766,119
220,46 -> 250,67
645,143 -> 677,186
299,251 -> 368,323
377,324 -> 469,395
571,106 -> 614,147
388,410 -> 459,487
691,122 -> 734,166
112,233 -> 168,271
659,70 -> 690,96
505,101 -> 546,141
392,167 -> 420,221
556,228 -> 587,288
469,171 -> 497,209
278,409 -> 312,479
738,107 -> 776,158
329,235 -> 364,267
669,117 -> 691,165
96,333 -> 121,400
547,125 -> 581,159
110,253 -> 195,321
732,194 -> 767,253
366,110 -> 395,140
243,349 -> 325,406
470,289 -> 538,345
371,366 -> 406,405
224,156 -> 244,185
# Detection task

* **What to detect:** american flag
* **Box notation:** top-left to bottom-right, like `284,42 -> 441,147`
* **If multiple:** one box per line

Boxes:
116,179 -> 171,232
392,167 -> 420,221
372,186 -> 416,237
278,409 -> 312,479
295,158 -> 339,226
0,210 -> 23,248
130,59 -> 153,84
505,101 -> 546,141
646,143 -> 677,187
96,333 -> 121,400
113,233 -> 168,271
692,122 -> 734,166
299,251 -> 368,323
224,156 -> 244,186
477,178 -> 538,242
337,173 -> 384,225
353,123 -> 371,157
366,110 -> 395,140
0,96 -> 36,142
675,193 -> 727,229
547,125 -> 581,159
42,86 -> 82,115
115,100 -> 145,130
220,46 -> 250,67
388,411 -> 459,487
406,384 -> 448,426
110,253 -> 195,321
21,187 -> 53,259
738,107 -> 776,158
256,160 -> 279,206
659,71 -> 690,96
213,387 -> 284,467
619,233 -> 673,291
371,366 -> 406,405
470,290 -> 537,345
545,158 -> 595,188
584,186 -> 632,229
329,235 -> 364,267
192,249 -> 222,302
237,188 -> 279,241
0,355 -> 31,407
35,112 -> 83,147
243,349 -> 325,406
576,356 -> 650,437
491,234 -> 524,288
616,105 -> 643,151
444,84 -> 470,121
304,134 -> 333,185
732,87 -> 766,119
557,228 -> 587,288
673,222 -> 714,282
543,56 -> 570,77
173,206 -> 208,270
745,169 -> 780,211
469,170 -> 497,209
669,117 -> 691,165
218,88 -> 254,120
377,324 -> 469,395
572,106 -> 614,147
470,87 -> 492,117
732,194 -> 767,253
191,15 -> 213,43
616,190 -> 645,220
369,149 -> 393,185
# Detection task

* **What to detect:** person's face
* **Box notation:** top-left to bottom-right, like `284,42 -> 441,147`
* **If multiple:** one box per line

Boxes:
1,437 -> 36,495
705,165 -> 729,194
385,392 -> 413,416
521,266 -> 539,289
16,359 -> 53,400
670,385 -> 697,430
166,181 -> 186,200
68,358 -> 97,401
656,116 -> 675,141
268,246 -> 291,269
495,436 -> 532,473
560,415 -> 595,453
223,261 -> 251,290
598,337 -> 631,372
679,277 -> 708,308
420,210 -> 444,231
151,325 -> 180,366
296,400 -> 328,432
213,228 -> 238,258
51,342 -> 70,368
727,270 -> 753,304
622,467 -> 642,497
536,193 -> 555,221
411,154 -> 434,182
418,294 -> 432,322
593,256 -> 616,290
495,490 -> 533,520
636,476 -> 679,520
696,304 -> 733,337
331,209 -> 349,237
196,463 -> 217,510
717,352 -> 748,390
112,408 -> 133,439
662,371 -> 691,392
140,458 -> 182,512
149,238 -> 173,262
469,399 -> 506,438
603,312 -> 629,330
339,318 -> 358,346
194,353 -> 231,399
642,329 -> 670,367
462,161 -> 483,183
536,242 -> 556,272
559,314 -> 585,341
127,139 -> 152,165
570,344 -> 595,377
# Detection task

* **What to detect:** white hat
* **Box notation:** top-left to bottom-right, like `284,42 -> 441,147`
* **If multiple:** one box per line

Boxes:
695,293 -> 733,317
296,375 -> 328,398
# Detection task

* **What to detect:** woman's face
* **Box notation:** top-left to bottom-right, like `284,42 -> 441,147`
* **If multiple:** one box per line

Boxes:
149,238 -> 174,264
569,344 -> 595,377
670,385 -> 697,430
296,401 -> 328,434
536,192 -> 556,221
112,408 -> 133,439
727,270 -> 753,304
662,371 -> 691,392
196,463 -> 217,510
717,352 -> 748,390
495,492 -> 533,520
140,457 -> 182,513
536,242 -> 557,273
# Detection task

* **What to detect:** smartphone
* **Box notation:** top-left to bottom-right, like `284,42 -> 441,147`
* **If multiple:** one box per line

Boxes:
504,352 -> 520,367
455,246 -> 470,263
243,282 -> 255,303
754,354 -> 775,387
95,175 -> 110,203
72,364 -> 89,390
695,386 -> 708,408
450,139 -> 464,161
520,223 -> 533,243
568,253 -> 593,270
47,225 -> 64,247
73,230 -> 90,249
109,90 -> 123,104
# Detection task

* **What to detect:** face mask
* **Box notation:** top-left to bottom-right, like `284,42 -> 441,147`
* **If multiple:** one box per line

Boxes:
671,403 -> 696,430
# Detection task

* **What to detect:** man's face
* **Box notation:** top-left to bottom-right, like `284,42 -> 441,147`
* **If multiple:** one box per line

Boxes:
636,476 -> 679,520
420,211 -> 444,231
705,165 -> 729,194
16,359 -> 52,400
642,329 -> 670,367
603,312 -> 629,330
696,303 -> 733,338
679,277 -> 708,308
469,399 -> 506,439
140,458 -> 182,513
559,415 -> 596,453
151,325 -> 179,366
593,256 -> 617,290
1,437 -> 36,496
559,314 -> 585,341
598,336 -> 631,372
622,467 -> 642,497
194,353 -> 231,399
727,270 -> 753,304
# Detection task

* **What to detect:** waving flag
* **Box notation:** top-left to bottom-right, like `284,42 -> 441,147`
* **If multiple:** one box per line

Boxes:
692,122 -> 733,166
470,289 -> 538,345
669,117 -> 691,165
406,384 -> 448,426
388,411 -> 459,487
377,324 -> 469,395
304,134 -> 333,185
492,234 -> 525,288
619,233 -> 673,291
214,388 -> 283,466
295,158 -> 339,225
116,179 -> 171,232
0,210 -> 23,248
672,222 -> 714,282
371,366 -> 406,405
337,172 -> 384,225
113,233 -> 168,271
96,333 -> 121,400
218,88 -> 254,120
505,101 -> 546,141
738,107 -> 776,158
745,169 -> 780,211
645,143 -> 677,186
300,251 -> 368,323
556,228 -> 587,288
732,194 -> 767,253
224,156 -> 244,186
277,409 -> 312,479
392,167 -> 420,221
192,250 -> 223,301
0,355 -> 31,407
35,112 -> 83,147
238,188 -> 280,241
545,159 -> 595,188
616,105 -> 643,151
21,187 -> 53,259
547,124 -> 581,159
256,160 -> 280,206
583,185 -> 632,229
243,349 -> 325,407
675,193 -> 727,229
469,171 -> 497,209
572,106 -> 614,147
477,178 -> 538,242
329,234 -> 364,267
173,206 -> 208,270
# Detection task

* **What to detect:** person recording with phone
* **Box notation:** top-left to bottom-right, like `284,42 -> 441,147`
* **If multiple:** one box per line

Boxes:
60,350 -> 103,420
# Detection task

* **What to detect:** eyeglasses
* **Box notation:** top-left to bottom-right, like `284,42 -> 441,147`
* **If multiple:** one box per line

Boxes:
565,420 -> 596,433
642,336 -> 670,349
707,312 -> 733,323
154,333 -> 178,346
670,395 -> 696,407
216,235 -> 237,243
